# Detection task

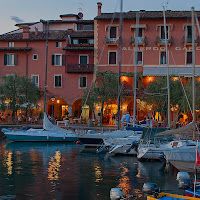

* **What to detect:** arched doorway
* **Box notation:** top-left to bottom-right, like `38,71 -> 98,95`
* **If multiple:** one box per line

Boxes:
47,97 -> 68,120
72,99 -> 92,119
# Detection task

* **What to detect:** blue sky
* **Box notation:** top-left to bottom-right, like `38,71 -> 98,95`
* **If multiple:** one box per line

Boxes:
0,0 -> 200,34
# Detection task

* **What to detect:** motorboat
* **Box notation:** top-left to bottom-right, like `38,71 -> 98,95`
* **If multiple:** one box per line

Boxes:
2,113 -> 78,142
76,127 -> 143,147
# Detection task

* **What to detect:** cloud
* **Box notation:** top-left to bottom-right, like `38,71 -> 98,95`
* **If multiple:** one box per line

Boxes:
10,16 -> 24,24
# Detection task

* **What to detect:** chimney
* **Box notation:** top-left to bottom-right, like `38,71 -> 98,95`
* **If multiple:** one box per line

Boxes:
35,27 -> 38,35
97,2 -> 102,16
21,25 -> 30,39
78,12 -> 83,19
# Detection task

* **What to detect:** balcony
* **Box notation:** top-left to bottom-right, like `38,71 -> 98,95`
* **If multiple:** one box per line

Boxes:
155,36 -> 173,46
67,64 -> 94,73
105,37 -> 119,46
63,43 -> 94,51
130,36 -> 147,46
181,36 -> 200,46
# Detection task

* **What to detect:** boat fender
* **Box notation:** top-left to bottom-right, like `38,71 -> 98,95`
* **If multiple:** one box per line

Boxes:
47,135 -> 49,140
76,141 -> 80,145
63,136 -> 65,140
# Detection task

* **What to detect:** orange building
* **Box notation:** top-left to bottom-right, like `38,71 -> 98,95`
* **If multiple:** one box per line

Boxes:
0,13 -> 94,120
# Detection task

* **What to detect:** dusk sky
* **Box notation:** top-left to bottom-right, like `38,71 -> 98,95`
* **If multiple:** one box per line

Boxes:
0,0 -> 200,34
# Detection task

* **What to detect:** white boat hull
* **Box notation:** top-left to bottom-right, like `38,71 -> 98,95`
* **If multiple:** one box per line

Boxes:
4,129 -> 78,142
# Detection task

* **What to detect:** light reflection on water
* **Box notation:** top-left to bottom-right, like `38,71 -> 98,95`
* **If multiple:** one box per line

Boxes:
0,140 -> 184,200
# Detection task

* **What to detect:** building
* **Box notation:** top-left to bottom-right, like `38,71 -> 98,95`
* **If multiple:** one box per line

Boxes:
94,3 -> 200,122
0,3 -> 200,123
0,13 -> 94,120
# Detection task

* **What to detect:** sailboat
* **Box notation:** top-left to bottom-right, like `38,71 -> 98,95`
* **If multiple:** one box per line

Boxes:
161,7 -> 199,171
2,113 -> 78,142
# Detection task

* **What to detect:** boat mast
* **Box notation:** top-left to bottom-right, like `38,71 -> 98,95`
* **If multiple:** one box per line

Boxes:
163,6 -> 171,128
117,0 -> 123,130
192,7 -> 196,140
133,13 -> 139,127
44,20 -> 49,113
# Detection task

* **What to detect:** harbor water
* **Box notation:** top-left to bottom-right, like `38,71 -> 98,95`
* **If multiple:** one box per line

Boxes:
0,139 -> 187,200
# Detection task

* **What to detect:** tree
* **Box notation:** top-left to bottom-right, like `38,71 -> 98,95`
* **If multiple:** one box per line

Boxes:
143,76 -> 200,121
0,75 -> 41,123
82,71 -> 123,125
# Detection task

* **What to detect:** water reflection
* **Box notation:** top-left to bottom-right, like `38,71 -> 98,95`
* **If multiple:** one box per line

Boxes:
0,141 -> 183,200
5,151 -> 13,175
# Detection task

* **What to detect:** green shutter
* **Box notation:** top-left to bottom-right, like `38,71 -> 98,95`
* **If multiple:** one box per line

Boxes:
14,54 -> 17,65
52,55 -> 55,65
4,54 -> 7,65
62,55 -> 65,66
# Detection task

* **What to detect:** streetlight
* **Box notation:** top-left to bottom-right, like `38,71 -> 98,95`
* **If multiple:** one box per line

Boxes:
51,96 -> 55,117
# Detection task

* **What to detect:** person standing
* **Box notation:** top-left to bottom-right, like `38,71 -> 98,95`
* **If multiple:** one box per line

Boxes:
125,112 -> 131,124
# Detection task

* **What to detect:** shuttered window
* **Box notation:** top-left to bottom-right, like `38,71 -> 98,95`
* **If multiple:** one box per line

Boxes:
186,52 -> 192,65
160,51 -> 167,65
79,76 -> 87,88
52,54 -> 65,66
4,54 -> 17,66
54,75 -> 62,88
109,52 -> 117,65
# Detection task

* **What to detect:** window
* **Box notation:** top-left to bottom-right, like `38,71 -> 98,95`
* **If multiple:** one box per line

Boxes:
52,54 -> 65,66
4,54 -> 17,66
160,51 -> 167,65
79,76 -> 87,88
79,39 -> 88,44
54,75 -> 62,88
31,75 -> 39,87
73,39 -> 78,44
56,42 -> 62,48
79,55 -> 88,64
186,26 -> 192,43
109,26 -> 117,40
160,26 -> 169,40
136,52 -> 143,65
33,54 -> 38,60
186,52 -> 192,65
109,51 -> 117,65
89,39 -> 94,44
8,42 -> 14,47
84,25 -> 92,30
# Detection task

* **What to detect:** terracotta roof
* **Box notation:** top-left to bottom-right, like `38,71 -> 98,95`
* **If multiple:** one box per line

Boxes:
0,30 -> 94,41
0,47 -> 32,51
95,11 -> 200,20
42,20 -> 94,24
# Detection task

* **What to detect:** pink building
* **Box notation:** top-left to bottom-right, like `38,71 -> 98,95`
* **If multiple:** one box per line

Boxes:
94,3 -> 200,121
0,13 -> 94,120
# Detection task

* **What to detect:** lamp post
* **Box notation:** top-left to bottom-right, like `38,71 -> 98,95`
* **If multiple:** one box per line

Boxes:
51,96 -> 55,117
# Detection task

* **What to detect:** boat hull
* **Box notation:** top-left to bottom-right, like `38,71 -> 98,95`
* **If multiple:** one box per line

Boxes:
4,130 -> 78,142
147,192 -> 200,200
185,186 -> 200,198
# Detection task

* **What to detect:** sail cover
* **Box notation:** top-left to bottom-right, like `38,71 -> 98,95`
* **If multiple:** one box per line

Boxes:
43,113 -> 68,134
156,121 -> 196,136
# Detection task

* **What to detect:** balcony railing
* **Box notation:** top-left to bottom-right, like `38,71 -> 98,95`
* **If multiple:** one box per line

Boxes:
181,36 -> 200,46
155,36 -> 173,46
105,37 -> 119,46
64,43 -> 94,51
67,64 -> 94,73
130,36 -> 147,46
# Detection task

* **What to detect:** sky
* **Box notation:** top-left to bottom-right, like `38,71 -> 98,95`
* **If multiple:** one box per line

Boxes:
0,0 -> 200,34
